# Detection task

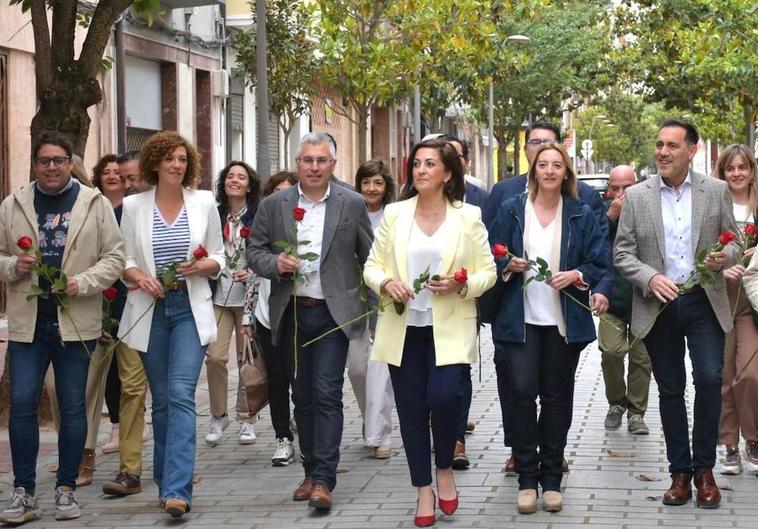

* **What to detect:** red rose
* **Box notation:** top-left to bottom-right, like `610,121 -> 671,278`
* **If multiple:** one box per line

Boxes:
492,243 -> 508,259
192,245 -> 209,260
293,207 -> 306,221
16,236 -> 33,251
744,224 -> 758,238
453,267 -> 468,285
240,226 -> 251,239
103,287 -> 118,302
719,231 -> 737,246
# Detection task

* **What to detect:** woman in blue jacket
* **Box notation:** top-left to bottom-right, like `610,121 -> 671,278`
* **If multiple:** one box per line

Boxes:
488,143 -> 607,515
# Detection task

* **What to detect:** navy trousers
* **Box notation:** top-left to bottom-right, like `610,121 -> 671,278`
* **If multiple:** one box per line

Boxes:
389,326 -> 467,487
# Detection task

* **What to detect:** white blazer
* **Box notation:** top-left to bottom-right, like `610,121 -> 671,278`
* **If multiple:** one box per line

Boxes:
117,187 -> 225,352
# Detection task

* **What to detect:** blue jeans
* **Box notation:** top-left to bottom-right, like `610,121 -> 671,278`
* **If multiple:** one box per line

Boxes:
280,302 -> 348,490
643,288 -> 724,473
140,290 -> 206,504
390,326 -> 465,487
8,314 -> 94,491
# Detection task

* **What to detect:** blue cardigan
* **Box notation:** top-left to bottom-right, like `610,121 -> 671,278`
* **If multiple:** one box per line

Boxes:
487,193 -> 608,348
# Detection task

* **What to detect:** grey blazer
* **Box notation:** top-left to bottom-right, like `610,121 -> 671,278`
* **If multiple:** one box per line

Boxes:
614,171 -> 740,338
247,184 -> 374,345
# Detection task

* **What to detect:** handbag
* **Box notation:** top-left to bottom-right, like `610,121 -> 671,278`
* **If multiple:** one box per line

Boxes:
237,334 -> 269,416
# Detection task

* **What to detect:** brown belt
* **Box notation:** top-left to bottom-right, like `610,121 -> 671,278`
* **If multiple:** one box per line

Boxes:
294,296 -> 326,307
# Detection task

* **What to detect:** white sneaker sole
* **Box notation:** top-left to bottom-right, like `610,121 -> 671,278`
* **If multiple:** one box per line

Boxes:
0,510 -> 41,524
272,455 -> 295,467
239,437 -> 256,445
720,465 -> 742,475
55,509 -> 81,521
205,437 -> 221,447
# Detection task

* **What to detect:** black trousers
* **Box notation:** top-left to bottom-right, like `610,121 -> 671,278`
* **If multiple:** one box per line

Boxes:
502,325 -> 579,491
256,318 -> 293,441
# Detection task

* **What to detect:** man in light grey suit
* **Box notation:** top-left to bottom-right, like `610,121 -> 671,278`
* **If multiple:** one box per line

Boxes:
247,132 -> 373,512
614,119 -> 740,509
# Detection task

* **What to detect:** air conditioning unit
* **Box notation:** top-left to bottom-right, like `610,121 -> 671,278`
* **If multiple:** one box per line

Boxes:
211,69 -> 229,98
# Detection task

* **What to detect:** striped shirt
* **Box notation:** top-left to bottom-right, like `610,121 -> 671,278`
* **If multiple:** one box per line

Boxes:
153,206 -> 190,279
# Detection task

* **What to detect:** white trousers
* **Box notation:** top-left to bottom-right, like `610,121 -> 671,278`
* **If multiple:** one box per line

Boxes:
346,326 -> 394,446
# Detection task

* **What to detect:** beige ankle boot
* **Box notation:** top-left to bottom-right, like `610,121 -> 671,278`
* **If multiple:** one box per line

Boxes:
75,449 -> 95,486
517,489 -> 538,514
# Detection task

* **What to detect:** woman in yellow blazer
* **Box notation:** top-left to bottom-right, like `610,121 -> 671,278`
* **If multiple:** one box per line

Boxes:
364,137 -> 496,527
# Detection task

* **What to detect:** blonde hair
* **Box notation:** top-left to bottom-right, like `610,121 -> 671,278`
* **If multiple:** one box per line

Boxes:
527,143 -> 577,200
715,144 -> 758,221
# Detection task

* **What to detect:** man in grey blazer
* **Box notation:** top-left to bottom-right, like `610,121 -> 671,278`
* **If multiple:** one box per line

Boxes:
614,119 -> 740,509
247,132 -> 373,512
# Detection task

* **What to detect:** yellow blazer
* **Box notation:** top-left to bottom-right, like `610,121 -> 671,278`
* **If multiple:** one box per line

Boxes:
364,196 -> 496,366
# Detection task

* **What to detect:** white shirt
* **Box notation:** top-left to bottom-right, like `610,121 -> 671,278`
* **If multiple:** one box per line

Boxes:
368,208 -> 384,232
733,203 -> 754,227
407,219 -> 447,327
254,277 -> 271,329
523,200 -> 561,326
294,183 -> 329,299
660,172 -> 694,283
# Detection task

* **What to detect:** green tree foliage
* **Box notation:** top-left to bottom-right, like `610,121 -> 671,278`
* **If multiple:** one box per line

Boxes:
315,0 -> 452,163
232,0 -> 318,166
459,0 -> 614,178
614,0 -> 758,148
9,0 -> 160,157
575,91 -> 668,171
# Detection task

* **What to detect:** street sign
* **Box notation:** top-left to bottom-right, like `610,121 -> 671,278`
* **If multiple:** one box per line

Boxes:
581,139 -> 593,160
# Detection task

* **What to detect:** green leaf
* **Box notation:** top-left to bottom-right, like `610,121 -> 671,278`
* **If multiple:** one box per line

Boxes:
53,277 -> 68,291
536,257 -> 548,270
298,252 -> 320,261
523,276 -> 535,288
431,274 -> 441,281
535,274 -> 546,282
545,270 -> 553,280
274,241 -> 292,251
297,240 -> 311,246
393,301 -> 406,315
413,278 -> 421,291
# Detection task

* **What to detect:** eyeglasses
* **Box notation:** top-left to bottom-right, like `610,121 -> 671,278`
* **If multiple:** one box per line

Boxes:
35,156 -> 70,167
298,157 -> 332,167
526,139 -> 555,147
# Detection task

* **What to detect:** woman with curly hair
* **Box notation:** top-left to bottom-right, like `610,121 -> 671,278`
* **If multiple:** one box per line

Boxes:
118,131 -> 224,518
204,161 -> 261,446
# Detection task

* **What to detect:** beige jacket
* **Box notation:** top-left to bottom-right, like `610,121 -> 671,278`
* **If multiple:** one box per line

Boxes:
0,181 -> 125,342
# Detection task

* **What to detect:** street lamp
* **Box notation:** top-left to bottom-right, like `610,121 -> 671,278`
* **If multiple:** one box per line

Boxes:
487,34 -> 530,190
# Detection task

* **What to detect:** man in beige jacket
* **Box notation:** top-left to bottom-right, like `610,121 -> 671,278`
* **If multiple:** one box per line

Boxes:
0,131 -> 124,525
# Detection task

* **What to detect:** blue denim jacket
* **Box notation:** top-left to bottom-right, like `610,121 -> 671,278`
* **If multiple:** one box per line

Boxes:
487,192 -> 608,345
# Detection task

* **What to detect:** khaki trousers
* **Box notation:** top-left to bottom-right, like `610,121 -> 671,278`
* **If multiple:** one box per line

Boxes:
719,281 -> 758,444
46,341 -> 147,475
205,305 -> 254,420
598,312 -> 652,416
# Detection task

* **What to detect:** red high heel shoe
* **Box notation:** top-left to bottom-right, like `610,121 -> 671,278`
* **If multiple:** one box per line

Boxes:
438,493 -> 459,516
414,492 -> 436,527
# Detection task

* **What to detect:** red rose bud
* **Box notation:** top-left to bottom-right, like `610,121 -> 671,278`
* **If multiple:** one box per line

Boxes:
293,207 -> 306,221
454,267 -> 468,285
192,245 -> 209,260
16,236 -> 33,251
103,287 -> 118,302
240,226 -> 251,238
744,224 -> 758,237
492,243 -> 508,259
719,231 -> 737,246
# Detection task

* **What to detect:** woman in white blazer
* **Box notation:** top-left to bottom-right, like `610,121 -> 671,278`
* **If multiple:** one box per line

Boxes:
118,132 -> 224,519
363,138 -> 496,527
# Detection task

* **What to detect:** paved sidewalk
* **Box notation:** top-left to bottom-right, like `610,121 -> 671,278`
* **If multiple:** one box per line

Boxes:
1,325 -> 757,528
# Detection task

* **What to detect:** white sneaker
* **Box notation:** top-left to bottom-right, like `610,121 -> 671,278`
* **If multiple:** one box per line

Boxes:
0,487 -> 40,525
272,438 -> 295,466
238,421 -> 256,445
54,486 -> 81,521
204,415 -> 230,446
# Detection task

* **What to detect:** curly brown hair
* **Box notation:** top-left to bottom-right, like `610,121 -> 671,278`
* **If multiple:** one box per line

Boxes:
91,154 -> 119,191
139,131 -> 201,187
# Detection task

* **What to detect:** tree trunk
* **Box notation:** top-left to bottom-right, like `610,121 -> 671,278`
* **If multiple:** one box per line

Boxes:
30,65 -> 102,157
745,104 -> 756,155
513,128 -> 522,178
357,106 -> 369,165
494,130 -> 508,182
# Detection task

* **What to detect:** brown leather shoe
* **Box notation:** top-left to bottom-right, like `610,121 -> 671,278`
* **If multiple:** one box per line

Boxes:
164,498 -> 189,518
292,477 -> 313,501
102,472 -> 142,496
662,472 -> 692,506
504,454 -> 516,476
75,449 -> 95,486
694,468 -> 721,509
452,441 -> 470,470
308,483 -> 332,511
